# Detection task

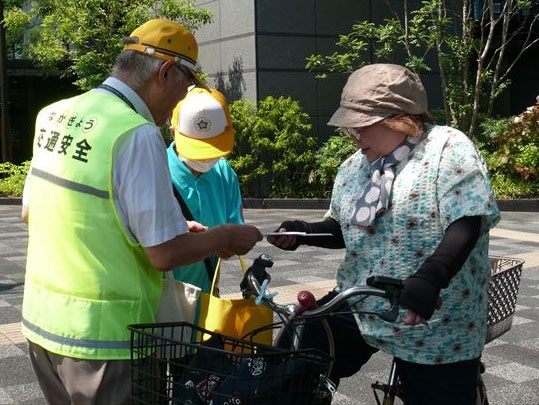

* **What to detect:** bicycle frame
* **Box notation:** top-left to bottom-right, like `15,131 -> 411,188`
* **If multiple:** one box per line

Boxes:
371,358 -> 404,405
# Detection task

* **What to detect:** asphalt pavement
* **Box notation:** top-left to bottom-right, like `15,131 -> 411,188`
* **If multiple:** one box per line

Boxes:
1,203 -> 538,404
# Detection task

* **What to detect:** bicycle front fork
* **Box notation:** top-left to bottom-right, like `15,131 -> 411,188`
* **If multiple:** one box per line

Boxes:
371,358 -> 403,405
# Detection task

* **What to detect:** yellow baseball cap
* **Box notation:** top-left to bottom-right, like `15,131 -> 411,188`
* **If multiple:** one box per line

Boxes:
171,87 -> 234,160
123,19 -> 208,89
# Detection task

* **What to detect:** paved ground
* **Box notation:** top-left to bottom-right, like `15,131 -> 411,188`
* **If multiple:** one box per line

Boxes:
1,204 -> 538,404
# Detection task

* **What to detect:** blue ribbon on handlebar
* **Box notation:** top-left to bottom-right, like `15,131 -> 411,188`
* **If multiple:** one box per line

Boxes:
255,279 -> 278,305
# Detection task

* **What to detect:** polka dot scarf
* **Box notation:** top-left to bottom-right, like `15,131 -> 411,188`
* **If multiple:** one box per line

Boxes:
352,136 -> 420,228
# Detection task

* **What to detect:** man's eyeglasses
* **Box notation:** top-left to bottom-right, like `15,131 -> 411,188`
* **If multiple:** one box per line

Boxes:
341,127 -> 362,140
175,64 -> 195,86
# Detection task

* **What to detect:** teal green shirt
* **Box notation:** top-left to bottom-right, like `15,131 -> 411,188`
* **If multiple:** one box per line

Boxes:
167,142 -> 244,292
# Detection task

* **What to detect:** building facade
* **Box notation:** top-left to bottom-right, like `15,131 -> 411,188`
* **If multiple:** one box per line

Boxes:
194,0 -> 406,141
194,0 -> 539,140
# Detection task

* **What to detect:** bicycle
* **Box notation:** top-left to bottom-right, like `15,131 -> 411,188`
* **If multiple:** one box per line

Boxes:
129,254 -> 405,404
129,254 -> 524,404
237,254 -> 525,405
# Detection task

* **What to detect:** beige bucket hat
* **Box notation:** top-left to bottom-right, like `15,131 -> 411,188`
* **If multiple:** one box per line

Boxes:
328,64 -> 429,128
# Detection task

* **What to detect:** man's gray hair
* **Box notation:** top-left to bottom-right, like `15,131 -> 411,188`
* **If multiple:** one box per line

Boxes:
112,50 -> 163,89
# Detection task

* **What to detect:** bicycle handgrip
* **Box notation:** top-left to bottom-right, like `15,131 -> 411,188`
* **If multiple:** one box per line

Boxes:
366,275 -> 404,290
297,290 -> 317,309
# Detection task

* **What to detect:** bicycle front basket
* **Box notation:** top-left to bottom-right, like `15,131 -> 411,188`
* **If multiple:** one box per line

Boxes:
486,256 -> 525,343
129,322 -> 332,404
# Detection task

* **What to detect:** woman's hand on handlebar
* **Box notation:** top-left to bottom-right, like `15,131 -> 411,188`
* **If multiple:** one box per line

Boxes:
403,310 -> 425,326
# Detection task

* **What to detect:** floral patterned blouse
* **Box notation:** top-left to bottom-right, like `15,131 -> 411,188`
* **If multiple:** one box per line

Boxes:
327,125 -> 500,364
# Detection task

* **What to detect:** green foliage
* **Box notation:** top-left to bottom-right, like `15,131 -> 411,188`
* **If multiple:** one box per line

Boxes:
226,95 -> 539,200
489,173 -> 539,199
305,2 -> 453,75
4,0 -> 213,90
228,96 -> 319,198
0,161 -> 30,197
305,0 -> 539,137
479,105 -> 539,198
6,103 -> 537,199
3,3 -> 30,58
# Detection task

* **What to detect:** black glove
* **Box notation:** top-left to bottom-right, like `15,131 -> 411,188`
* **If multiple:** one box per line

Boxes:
400,274 -> 441,320
272,218 -> 345,251
271,220 -> 308,251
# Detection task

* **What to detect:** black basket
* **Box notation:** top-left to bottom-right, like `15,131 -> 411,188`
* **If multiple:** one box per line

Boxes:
129,322 -> 331,404
485,256 -> 525,343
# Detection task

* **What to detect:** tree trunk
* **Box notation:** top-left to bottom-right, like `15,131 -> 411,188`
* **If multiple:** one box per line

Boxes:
469,0 -> 497,138
0,0 -> 11,162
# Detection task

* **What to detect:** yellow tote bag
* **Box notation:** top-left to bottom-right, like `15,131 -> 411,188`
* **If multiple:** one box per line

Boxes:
198,256 -> 274,346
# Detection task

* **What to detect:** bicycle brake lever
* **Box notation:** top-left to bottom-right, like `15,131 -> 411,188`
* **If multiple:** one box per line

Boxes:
379,286 -> 402,322
365,276 -> 403,322
380,303 -> 400,322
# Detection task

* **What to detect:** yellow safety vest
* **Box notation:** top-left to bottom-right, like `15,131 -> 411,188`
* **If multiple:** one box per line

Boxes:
22,89 -> 161,360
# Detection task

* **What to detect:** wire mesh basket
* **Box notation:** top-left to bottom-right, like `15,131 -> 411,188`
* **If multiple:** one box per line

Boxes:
485,256 -> 525,343
129,322 -> 332,404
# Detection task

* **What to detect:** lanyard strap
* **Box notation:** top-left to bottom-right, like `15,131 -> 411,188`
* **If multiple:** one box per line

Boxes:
98,84 -> 136,112
171,184 -> 216,282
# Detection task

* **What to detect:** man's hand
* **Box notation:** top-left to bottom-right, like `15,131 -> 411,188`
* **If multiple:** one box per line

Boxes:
187,220 -> 208,233
144,223 -> 261,272
222,224 -> 263,256
217,250 -> 234,259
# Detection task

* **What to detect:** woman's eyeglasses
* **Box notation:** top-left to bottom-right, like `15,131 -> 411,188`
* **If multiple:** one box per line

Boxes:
341,127 -> 362,140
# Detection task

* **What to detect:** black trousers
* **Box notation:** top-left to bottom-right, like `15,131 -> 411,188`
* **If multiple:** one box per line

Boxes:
278,290 -> 479,405
396,357 -> 480,405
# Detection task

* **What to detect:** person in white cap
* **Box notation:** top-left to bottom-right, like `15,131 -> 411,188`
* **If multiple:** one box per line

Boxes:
167,87 -> 244,293
21,19 -> 261,403
269,63 -> 500,405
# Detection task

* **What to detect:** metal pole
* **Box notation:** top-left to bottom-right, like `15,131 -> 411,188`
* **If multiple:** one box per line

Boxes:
0,0 -> 10,162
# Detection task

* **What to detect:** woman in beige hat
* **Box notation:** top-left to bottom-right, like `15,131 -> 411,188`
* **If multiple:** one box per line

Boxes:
269,64 -> 500,404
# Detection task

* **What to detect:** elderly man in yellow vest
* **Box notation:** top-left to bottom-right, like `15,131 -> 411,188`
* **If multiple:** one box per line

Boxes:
21,19 -> 261,404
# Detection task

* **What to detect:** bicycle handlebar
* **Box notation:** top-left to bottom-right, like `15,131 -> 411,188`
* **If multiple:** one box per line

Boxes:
240,254 -> 404,322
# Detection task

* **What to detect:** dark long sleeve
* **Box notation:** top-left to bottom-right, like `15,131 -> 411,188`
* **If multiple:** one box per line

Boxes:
400,215 -> 482,320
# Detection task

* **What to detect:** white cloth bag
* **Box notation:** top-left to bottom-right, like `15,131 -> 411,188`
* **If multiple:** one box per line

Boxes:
156,272 -> 202,324
156,272 -> 202,357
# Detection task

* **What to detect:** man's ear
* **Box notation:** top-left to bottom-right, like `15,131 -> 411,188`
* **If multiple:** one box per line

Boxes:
158,60 -> 173,83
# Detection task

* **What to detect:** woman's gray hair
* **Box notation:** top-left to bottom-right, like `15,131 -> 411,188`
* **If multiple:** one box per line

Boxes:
112,49 -> 163,89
